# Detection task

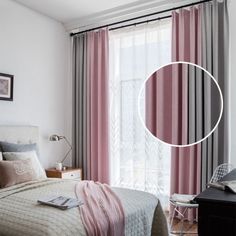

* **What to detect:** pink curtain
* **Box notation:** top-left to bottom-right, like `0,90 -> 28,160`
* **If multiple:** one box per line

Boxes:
87,29 -> 109,184
145,9 -> 202,221
170,8 -> 202,221
145,63 -> 189,145
145,66 -> 172,142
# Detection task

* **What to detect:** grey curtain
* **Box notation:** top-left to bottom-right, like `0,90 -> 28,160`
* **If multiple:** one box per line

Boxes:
188,65 -> 203,143
72,34 -> 90,180
200,0 -> 229,190
188,65 -> 221,144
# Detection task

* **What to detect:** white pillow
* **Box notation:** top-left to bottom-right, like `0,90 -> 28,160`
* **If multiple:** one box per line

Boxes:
3,151 -> 46,180
0,152 -> 2,161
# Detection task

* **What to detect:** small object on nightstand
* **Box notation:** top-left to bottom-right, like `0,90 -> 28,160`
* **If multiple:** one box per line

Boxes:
55,162 -> 63,171
62,166 -> 66,171
46,167 -> 82,180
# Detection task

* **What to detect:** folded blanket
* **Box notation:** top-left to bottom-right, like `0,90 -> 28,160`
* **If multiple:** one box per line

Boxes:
75,181 -> 125,236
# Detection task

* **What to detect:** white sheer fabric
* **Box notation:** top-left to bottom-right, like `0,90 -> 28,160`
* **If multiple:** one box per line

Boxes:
109,19 -> 172,209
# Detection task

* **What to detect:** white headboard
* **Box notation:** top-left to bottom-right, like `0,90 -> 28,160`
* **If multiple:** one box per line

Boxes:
0,126 -> 39,144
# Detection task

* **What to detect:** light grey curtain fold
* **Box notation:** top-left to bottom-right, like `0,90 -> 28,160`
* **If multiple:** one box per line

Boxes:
201,0 -> 229,190
204,70 -> 212,137
195,66 -> 204,141
188,65 -> 217,144
72,34 -> 89,179
188,66 -> 196,143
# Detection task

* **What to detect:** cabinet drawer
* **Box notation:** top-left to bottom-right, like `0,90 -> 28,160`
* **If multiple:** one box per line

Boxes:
62,171 -> 81,180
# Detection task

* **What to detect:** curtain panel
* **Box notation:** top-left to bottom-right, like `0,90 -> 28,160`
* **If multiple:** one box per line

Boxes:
200,0 -> 229,190
170,7 -> 202,222
72,29 -> 109,184
170,0 -> 229,221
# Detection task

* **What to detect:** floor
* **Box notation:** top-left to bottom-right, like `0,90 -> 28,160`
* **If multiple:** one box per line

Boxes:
166,213 -> 198,236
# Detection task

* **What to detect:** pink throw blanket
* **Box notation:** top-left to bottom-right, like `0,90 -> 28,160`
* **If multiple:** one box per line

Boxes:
75,181 -> 125,236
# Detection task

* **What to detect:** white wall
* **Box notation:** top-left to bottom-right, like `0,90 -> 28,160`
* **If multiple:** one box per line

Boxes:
0,0 -> 70,168
229,0 -> 236,167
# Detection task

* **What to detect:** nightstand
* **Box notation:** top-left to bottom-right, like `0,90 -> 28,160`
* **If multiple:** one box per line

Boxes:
195,169 -> 236,236
45,167 -> 82,180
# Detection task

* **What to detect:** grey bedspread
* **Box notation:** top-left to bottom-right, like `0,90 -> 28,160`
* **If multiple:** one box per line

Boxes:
0,179 -> 168,236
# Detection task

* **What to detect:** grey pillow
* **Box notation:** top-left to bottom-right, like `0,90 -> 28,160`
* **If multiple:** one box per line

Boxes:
0,142 -> 39,157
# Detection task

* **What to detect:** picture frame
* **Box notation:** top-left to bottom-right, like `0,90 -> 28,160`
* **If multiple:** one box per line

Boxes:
0,73 -> 14,101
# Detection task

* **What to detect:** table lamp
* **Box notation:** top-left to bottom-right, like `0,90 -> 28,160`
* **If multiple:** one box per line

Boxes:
49,134 -> 72,170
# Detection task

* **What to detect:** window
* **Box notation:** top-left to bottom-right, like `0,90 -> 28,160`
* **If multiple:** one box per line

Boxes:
109,19 -> 172,208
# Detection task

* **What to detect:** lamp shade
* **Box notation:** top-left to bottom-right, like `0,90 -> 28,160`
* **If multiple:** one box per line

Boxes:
49,134 -> 63,141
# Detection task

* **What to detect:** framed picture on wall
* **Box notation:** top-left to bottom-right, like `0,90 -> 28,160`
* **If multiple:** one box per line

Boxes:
0,73 -> 14,101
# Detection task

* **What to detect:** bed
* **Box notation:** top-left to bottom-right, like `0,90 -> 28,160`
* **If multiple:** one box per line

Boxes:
0,126 -> 168,236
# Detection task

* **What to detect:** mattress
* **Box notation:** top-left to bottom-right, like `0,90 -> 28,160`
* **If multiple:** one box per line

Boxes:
0,179 -> 168,236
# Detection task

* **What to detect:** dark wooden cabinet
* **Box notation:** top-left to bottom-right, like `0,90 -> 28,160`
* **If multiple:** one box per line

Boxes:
195,169 -> 236,236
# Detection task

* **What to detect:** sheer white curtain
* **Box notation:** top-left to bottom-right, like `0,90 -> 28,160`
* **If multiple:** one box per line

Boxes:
109,19 -> 172,208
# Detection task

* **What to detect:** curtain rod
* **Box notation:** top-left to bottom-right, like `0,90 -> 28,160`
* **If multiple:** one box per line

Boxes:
70,0 -> 212,37
109,15 -> 172,31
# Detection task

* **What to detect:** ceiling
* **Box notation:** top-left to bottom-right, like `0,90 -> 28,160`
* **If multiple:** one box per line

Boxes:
13,0 -> 157,23
12,0 -> 197,31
